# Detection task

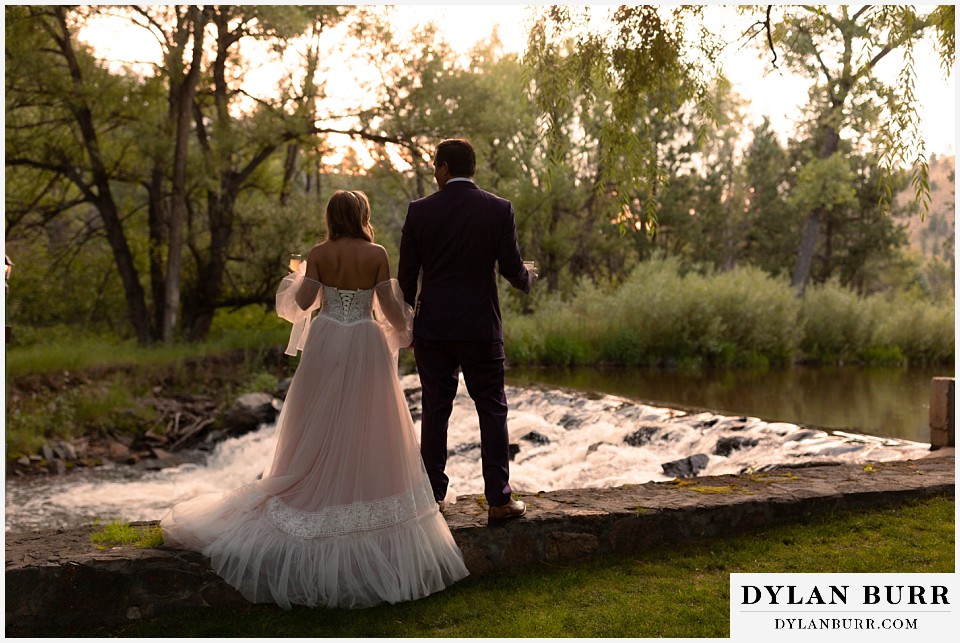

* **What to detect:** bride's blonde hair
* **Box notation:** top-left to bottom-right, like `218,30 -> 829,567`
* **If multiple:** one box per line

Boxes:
324,190 -> 375,242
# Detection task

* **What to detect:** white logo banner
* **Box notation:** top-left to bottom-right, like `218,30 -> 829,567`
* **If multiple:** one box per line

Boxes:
731,573 -> 957,641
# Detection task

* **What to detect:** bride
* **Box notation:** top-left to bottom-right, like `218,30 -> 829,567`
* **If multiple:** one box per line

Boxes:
161,190 -> 469,609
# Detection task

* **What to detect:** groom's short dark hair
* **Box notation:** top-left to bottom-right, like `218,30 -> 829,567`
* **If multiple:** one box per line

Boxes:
435,139 -> 476,177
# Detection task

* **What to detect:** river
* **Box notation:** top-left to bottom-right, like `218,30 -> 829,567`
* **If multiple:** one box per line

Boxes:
507,364 -> 954,442
4,366 -> 946,535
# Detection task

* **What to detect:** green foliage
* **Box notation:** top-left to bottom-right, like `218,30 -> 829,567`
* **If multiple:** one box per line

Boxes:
799,280 -> 880,362
507,257 -> 953,368
5,371 -> 155,457
4,307 -> 297,458
240,372 -> 280,396
874,296 -> 956,364
929,5 -> 955,73
799,280 -> 955,364
789,154 -> 857,214
526,5 -> 722,227
89,519 -> 164,549
3,5 -> 951,349
505,257 -> 800,368
5,304 -> 290,395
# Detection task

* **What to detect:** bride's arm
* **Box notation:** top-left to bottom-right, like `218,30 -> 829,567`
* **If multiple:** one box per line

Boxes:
373,248 -> 414,352
277,269 -> 321,321
295,247 -> 323,310
374,280 -> 414,355
295,277 -> 321,311
373,247 -> 407,329
276,260 -> 323,356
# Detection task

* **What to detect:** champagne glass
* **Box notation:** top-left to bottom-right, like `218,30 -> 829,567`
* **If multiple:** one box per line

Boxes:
289,253 -> 302,272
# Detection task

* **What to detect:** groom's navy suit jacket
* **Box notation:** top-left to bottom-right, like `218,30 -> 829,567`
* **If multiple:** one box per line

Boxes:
398,180 -> 531,343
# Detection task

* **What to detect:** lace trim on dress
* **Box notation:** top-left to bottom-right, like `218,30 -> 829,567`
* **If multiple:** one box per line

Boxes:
225,482 -> 270,512
266,488 -> 432,539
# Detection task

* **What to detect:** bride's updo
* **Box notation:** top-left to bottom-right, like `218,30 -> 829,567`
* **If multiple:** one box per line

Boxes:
325,190 -> 375,242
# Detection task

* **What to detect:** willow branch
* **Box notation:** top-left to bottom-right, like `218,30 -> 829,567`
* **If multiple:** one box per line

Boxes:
862,16 -> 932,75
851,5 -> 871,22
764,5 -> 778,69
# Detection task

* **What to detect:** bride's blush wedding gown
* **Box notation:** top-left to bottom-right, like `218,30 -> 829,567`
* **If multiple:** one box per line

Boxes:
160,267 -> 468,609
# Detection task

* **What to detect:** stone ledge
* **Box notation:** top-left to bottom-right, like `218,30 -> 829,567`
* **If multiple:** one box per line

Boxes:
5,454 -> 954,636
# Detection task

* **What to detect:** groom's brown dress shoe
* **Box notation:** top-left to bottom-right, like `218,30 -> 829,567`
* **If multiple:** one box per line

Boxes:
488,499 -> 525,524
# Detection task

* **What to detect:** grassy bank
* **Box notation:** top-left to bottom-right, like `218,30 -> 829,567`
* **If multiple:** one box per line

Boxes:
504,257 -> 955,368
4,307 -> 296,458
4,305 -> 291,378
91,495 -> 954,637
4,305 -> 418,459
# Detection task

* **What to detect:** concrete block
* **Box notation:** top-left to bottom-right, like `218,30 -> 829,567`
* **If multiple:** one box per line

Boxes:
929,378 -> 955,447
930,428 -> 951,447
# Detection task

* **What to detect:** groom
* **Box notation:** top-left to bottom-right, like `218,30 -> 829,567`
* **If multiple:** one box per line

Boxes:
398,138 -> 536,524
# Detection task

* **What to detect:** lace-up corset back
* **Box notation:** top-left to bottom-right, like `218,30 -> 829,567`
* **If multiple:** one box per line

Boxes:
320,286 -> 374,325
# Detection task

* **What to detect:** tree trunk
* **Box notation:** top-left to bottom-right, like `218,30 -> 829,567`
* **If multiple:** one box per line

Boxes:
790,207 -> 822,296
279,144 -> 299,205
791,116 -> 842,295
147,166 -> 168,337
163,7 -> 207,343
50,7 -> 153,343
185,185 -> 237,341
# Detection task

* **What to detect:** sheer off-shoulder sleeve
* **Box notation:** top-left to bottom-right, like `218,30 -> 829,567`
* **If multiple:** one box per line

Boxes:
276,263 -> 323,356
373,279 -> 414,355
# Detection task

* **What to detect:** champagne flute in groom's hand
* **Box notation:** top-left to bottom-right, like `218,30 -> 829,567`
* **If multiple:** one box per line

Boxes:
523,260 -> 539,285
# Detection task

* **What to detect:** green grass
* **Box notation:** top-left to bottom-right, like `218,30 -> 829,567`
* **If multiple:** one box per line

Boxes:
4,326 -> 290,379
93,495 -> 954,638
89,519 -> 164,549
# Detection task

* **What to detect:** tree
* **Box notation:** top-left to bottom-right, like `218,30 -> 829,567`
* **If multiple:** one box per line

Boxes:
6,6 -> 156,342
126,5 -> 208,342
745,5 -> 954,294
5,5 -> 396,342
740,119 -> 801,277
525,5 -> 723,230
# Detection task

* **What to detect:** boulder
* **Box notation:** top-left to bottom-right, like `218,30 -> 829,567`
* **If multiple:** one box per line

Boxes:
521,431 -> 550,445
107,441 -> 130,462
661,453 -> 710,479
276,378 -> 293,400
713,436 -> 760,457
221,392 -> 278,436
624,425 -> 660,447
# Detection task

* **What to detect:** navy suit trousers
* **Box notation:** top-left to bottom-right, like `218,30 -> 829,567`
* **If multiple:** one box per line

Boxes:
414,338 -> 512,507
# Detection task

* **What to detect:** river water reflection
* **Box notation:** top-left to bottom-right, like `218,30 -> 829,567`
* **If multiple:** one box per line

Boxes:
506,364 -> 954,443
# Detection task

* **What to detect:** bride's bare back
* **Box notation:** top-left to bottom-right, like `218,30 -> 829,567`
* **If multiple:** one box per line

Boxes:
306,238 -> 390,291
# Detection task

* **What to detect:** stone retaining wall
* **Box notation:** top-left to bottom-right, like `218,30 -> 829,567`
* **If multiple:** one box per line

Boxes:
5,454 -> 954,636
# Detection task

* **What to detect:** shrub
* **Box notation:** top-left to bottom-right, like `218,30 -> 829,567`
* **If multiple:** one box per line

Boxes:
505,257 -> 801,367
875,296 -> 955,363
799,280 -> 877,362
